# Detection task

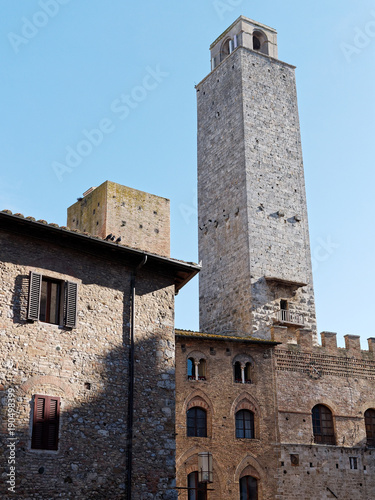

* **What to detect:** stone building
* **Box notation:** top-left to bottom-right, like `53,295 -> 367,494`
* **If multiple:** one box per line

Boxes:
175,16 -> 375,500
1,14 -> 375,500
0,182 -> 199,499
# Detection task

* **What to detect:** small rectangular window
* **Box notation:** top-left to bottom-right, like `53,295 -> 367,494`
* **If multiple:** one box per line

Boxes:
31,395 -> 60,450
27,272 -> 78,328
349,457 -> 358,470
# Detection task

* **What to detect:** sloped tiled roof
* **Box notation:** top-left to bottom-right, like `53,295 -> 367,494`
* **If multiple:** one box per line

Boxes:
0,210 -> 200,291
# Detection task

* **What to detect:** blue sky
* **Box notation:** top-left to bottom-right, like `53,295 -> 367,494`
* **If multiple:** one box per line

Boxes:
1,1 -> 374,347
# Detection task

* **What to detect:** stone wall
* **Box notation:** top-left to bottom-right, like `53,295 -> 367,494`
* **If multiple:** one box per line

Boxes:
197,48 -> 253,337
0,228 -> 176,499
67,180 -> 170,257
274,329 -> 375,499
197,43 -> 317,341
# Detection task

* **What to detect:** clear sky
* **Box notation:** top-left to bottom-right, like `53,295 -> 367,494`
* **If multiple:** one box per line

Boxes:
1,1 -> 374,347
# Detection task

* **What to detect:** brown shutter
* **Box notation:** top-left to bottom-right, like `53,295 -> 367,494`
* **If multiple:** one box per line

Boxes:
27,272 -> 42,321
64,281 -> 77,328
31,395 -> 45,449
46,397 -> 60,450
31,395 -> 60,450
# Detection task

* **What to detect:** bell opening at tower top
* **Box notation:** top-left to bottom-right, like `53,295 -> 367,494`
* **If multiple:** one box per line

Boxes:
210,16 -> 278,70
253,30 -> 269,55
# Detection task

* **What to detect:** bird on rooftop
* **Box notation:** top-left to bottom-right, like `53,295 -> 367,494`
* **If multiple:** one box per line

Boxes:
105,234 -> 113,240
116,236 -> 122,243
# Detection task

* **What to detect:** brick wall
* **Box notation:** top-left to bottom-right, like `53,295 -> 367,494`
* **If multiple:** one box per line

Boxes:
175,334 -> 278,500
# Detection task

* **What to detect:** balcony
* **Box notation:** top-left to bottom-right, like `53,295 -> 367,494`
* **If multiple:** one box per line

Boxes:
275,309 -> 304,326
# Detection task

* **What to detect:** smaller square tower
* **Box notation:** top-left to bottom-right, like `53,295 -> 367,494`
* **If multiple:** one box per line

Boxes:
67,181 -> 170,257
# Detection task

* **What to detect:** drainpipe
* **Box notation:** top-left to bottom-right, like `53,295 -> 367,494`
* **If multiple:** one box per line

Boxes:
126,255 -> 147,500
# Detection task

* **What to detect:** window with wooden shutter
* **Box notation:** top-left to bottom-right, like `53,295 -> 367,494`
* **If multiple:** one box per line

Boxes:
27,273 -> 78,328
31,395 -> 60,451
64,281 -> 77,329
27,272 -> 42,321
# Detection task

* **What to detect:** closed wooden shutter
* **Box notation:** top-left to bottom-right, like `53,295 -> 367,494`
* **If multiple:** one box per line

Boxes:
31,396 -> 45,449
27,272 -> 42,321
64,281 -> 77,328
31,395 -> 60,450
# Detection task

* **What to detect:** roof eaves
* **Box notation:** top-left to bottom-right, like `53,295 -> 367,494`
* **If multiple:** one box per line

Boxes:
0,211 -> 201,290
175,329 -> 280,345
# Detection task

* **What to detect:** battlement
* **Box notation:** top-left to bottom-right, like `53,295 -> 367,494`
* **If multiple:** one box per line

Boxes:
272,325 -> 375,359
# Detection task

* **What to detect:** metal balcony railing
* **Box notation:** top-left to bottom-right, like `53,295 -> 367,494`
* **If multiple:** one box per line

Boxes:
275,309 -> 304,326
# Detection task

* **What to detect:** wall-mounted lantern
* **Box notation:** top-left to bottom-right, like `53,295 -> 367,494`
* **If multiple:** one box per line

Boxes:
198,452 -> 213,483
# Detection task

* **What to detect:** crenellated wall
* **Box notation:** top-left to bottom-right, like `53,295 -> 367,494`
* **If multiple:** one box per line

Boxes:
273,328 -> 375,499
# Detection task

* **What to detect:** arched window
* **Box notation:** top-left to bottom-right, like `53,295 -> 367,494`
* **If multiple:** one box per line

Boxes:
239,475 -> 258,500
188,471 -> 207,500
253,35 -> 261,51
187,358 -> 194,380
236,410 -> 255,439
198,359 -> 206,380
221,38 -> 231,59
312,404 -> 335,445
187,407 -> 207,437
234,361 -> 242,383
187,354 -> 207,381
252,30 -> 269,55
233,357 -> 253,384
245,362 -> 252,383
365,409 -> 375,447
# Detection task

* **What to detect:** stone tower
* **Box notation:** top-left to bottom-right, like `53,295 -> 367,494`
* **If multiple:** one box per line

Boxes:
67,180 -> 170,257
196,16 -> 317,341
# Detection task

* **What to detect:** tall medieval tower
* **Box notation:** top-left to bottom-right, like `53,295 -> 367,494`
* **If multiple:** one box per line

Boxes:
196,16 -> 317,341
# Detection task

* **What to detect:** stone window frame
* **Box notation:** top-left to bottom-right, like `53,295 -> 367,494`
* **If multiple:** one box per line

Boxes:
187,351 -> 207,381
232,354 -> 254,384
